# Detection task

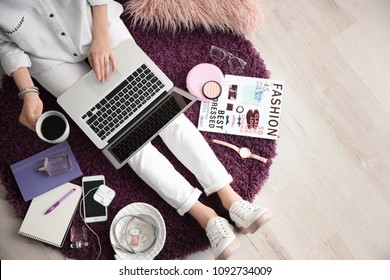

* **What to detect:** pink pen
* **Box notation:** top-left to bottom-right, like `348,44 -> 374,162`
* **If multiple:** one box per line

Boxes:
44,188 -> 76,215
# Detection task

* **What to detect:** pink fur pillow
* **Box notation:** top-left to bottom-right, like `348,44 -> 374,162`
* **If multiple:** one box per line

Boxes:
123,0 -> 262,34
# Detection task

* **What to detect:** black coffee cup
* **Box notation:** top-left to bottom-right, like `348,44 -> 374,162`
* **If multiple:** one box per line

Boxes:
35,111 -> 70,143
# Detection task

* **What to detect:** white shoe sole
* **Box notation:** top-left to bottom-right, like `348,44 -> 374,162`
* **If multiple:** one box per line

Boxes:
215,236 -> 240,260
237,210 -> 273,234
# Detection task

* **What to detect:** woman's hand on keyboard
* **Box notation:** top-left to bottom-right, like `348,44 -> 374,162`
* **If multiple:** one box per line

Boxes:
88,5 -> 117,83
88,37 -> 117,83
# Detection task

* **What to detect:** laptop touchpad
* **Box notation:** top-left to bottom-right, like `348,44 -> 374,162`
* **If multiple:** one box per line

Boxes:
84,70 -> 122,97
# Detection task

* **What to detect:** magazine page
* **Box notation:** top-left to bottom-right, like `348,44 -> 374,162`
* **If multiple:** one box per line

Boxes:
198,75 -> 284,140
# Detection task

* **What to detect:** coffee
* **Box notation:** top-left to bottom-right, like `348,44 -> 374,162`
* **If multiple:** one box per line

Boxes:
40,115 -> 67,140
36,110 -> 70,143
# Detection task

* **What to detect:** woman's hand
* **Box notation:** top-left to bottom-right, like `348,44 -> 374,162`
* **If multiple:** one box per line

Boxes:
19,92 -> 43,131
10,68 -> 43,130
88,36 -> 117,83
89,4 -> 116,83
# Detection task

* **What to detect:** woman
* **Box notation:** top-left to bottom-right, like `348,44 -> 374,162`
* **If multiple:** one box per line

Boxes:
0,0 -> 272,260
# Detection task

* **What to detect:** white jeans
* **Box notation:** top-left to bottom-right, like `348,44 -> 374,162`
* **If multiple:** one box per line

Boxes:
128,114 -> 233,215
33,42 -> 233,217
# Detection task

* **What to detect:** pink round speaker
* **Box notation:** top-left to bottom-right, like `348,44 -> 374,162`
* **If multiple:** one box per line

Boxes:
186,63 -> 224,102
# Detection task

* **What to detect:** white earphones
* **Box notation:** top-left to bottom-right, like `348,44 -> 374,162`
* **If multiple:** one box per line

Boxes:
93,184 -> 116,207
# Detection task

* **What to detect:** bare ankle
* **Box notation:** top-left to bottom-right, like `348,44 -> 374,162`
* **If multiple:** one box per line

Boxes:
217,185 -> 242,210
188,201 -> 218,229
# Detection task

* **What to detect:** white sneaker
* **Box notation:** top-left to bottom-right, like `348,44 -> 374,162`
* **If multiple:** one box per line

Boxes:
206,217 -> 240,260
229,200 -> 273,234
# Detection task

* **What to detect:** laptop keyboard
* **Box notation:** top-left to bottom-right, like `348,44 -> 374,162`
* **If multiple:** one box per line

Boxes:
82,64 -> 164,140
109,95 -> 183,163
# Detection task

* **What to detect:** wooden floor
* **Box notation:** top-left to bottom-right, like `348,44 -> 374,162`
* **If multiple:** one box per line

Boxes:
1,0 -> 389,260
190,0 -> 390,260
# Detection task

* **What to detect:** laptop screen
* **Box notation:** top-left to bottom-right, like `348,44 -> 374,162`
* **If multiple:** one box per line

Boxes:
106,89 -> 195,165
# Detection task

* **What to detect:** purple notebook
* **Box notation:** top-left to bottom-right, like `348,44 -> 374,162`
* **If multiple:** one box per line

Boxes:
10,141 -> 83,202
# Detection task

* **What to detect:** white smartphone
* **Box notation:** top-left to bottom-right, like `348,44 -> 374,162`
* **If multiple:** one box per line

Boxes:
82,175 -> 108,223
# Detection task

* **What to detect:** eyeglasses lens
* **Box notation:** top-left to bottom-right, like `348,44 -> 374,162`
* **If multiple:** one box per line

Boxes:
210,46 -> 225,62
228,57 -> 246,70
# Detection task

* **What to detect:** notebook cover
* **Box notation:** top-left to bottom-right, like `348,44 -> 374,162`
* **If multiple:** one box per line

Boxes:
10,141 -> 83,202
18,182 -> 82,248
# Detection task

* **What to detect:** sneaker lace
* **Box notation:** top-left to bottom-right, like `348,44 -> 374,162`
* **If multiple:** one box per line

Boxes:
231,201 -> 260,220
207,218 -> 230,249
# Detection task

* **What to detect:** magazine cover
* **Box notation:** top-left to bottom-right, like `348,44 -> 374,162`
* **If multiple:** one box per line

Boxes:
198,75 -> 284,140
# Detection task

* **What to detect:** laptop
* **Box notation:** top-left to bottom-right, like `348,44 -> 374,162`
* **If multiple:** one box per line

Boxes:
57,39 -> 196,169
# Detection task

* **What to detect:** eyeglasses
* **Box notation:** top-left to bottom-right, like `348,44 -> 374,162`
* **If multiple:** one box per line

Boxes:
210,45 -> 246,70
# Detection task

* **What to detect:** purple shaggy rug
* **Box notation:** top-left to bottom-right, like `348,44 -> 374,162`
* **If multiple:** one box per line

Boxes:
0,16 -> 275,260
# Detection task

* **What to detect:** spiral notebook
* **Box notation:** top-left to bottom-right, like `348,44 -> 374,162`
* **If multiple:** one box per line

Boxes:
18,182 -> 82,248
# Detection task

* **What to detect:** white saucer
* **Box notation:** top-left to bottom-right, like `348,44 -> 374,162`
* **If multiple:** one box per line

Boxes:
110,202 -> 166,260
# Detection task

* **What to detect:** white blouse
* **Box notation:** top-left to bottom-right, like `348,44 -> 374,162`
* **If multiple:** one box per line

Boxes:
0,0 -> 130,76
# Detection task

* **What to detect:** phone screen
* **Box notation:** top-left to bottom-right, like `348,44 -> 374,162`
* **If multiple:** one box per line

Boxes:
83,179 -> 107,219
